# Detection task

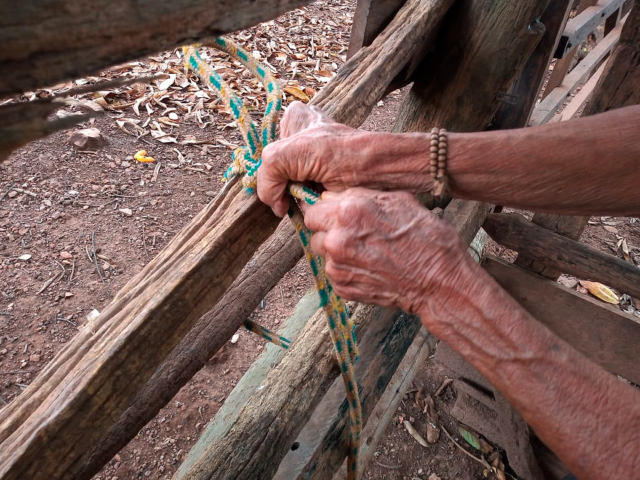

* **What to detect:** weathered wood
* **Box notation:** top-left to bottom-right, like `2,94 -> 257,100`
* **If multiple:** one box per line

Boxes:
492,0 -> 574,129
75,220 -> 302,479
314,0 -> 455,127
542,0 -> 599,100
270,201 -> 492,480
558,58 -> 607,119
484,256 -> 640,385
555,0 -> 626,58
484,213 -> 640,299
174,292 -> 320,479
518,0 -> 639,278
347,0 -> 407,58
0,0 -> 312,99
393,0 -> 550,134
0,3 -> 451,477
530,15 -> 625,126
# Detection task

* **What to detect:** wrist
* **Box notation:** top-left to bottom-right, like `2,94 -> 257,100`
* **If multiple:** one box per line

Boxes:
347,131 -> 432,192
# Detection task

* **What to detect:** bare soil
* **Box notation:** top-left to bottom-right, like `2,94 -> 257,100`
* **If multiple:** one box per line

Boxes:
1,2 -> 638,480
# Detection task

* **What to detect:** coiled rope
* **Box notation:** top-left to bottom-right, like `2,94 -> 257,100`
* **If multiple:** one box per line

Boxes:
183,38 -> 362,478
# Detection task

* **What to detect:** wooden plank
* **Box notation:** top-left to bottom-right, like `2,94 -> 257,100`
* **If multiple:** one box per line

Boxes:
559,58 -> 607,119
483,256 -> 640,385
0,3 -> 451,476
542,0 -> 599,100
173,292 -> 320,478
555,0 -> 626,58
530,14 -> 626,126
393,0 -> 550,134
0,0 -> 312,98
484,213 -> 640,299
492,0 -> 574,129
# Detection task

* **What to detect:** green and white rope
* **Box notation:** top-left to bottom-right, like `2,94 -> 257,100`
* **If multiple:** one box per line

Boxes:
183,38 -> 362,478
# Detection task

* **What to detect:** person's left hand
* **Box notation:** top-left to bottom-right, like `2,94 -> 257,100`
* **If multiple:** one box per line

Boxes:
302,188 -> 473,315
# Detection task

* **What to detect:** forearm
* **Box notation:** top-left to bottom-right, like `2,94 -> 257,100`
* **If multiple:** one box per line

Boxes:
419,261 -> 640,479
447,105 -> 640,216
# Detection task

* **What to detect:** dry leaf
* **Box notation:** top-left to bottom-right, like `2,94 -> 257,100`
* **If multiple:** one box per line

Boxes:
415,388 -> 426,411
134,150 -> 155,163
622,238 -> 630,261
403,421 -> 428,447
283,86 -> 310,103
603,225 -> 619,234
428,474 -> 441,480
426,422 -> 440,444
580,281 -> 620,304
435,378 -> 453,397
156,74 -> 176,91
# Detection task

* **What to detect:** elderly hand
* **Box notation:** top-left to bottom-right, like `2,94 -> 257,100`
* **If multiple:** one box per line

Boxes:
301,188 -> 473,315
258,102 -> 432,216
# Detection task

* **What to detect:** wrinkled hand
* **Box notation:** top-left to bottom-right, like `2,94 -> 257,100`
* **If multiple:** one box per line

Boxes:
302,188 -> 472,315
258,102 -> 369,216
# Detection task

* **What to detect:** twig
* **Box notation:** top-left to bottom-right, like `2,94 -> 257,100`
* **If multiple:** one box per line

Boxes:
91,231 -> 105,283
152,162 -> 161,182
0,312 -> 13,317
38,271 -> 63,294
10,187 -> 37,197
142,225 -> 149,258
56,315 -> 78,328
373,461 -> 402,470
279,285 -> 285,307
441,426 -> 491,470
0,394 -> 8,405
68,258 -> 75,283
54,259 -> 66,278
0,183 -> 14,203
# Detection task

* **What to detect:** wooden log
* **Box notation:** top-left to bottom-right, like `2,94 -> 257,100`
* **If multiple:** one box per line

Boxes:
74,220 -> 302,479
492,0 -> 574,129
484,213 -> 640,299
529,14 -> 626,126
517,0 -> 639,278
483,256 -> 640,385
392,0 -> 550,134
178,199 -> 490,480
0,0 -> 312,99
0,2 -> 452,477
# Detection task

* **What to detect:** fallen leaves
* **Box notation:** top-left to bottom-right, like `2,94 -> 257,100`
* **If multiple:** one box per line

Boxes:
403,421 -> 428,447
580,281 -> 620,304
134,150 -> 155,163
283,86 -> 310,103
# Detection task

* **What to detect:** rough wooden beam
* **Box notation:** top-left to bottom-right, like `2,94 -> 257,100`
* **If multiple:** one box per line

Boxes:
347,0 -> 407,58
393,0 -> 550,134
0,0 -> 312,99
517,0 -> 639,278
484,213 -> 640,299
0,3 -> 451,477
492,0 -> 574,129
530,14 -> 626,126
484,256 -> 640,385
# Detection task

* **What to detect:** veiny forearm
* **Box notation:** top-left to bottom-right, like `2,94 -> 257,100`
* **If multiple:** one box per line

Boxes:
447,105 -> 640,216
419,261 -> 640,479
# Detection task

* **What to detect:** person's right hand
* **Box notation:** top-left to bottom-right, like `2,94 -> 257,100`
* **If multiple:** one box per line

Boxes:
258,102 -> 372,216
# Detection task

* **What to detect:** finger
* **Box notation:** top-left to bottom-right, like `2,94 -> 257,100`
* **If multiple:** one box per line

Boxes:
303,200 -> 341,233
310,231 -> 327,257
257,143 -> 290,217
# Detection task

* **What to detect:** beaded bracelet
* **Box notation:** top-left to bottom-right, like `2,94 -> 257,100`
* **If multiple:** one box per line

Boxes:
429,127 -> 449,198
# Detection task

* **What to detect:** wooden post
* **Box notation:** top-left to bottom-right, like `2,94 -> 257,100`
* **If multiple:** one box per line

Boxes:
516,0 -> 639,278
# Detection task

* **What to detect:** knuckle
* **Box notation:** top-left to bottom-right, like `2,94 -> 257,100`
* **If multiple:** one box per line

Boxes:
324,230 -> 350,260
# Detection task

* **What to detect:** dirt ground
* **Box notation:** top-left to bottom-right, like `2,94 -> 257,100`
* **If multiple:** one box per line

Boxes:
1,1 -> 639,479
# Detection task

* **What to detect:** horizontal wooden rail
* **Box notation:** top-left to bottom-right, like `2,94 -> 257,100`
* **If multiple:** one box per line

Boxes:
554,0 -> 625,58
0,0 -> 312,98
530,13 -> 627,126
484,256 -> 640,385
558,59 -> 608,120
484,213 -> 640,300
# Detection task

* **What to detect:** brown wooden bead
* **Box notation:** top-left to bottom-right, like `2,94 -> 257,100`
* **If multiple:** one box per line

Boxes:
438,148 -> 446,156
430,146 -> 438,153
